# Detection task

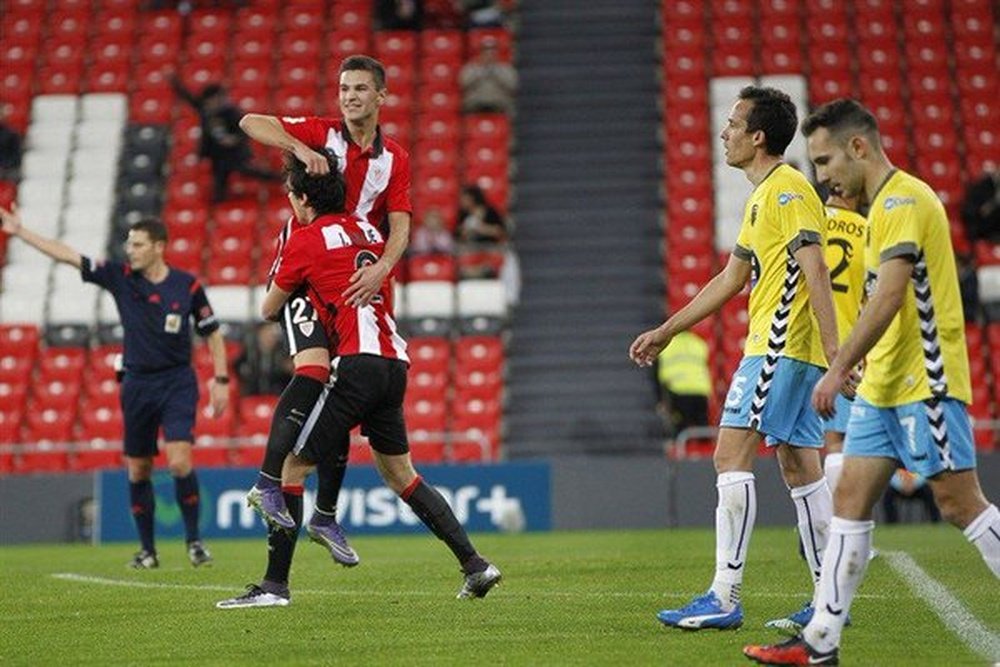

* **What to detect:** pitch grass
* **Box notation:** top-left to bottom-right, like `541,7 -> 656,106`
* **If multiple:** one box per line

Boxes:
1,526 -> 997,666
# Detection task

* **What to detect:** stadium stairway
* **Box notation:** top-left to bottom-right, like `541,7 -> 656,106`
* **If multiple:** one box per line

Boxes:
505,0 -> 665,457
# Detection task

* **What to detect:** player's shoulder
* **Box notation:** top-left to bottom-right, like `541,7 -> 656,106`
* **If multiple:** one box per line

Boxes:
761,164 -> 818,204
873,170 -> 938,217
167,266 -> 198,285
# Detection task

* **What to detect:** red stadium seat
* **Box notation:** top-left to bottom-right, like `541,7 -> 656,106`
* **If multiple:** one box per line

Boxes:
25,407 -> 77,444
130,89 -> 174,124
138,32 -> 182,64
408,255 -> 457,282
454,369 -> 503,403
374,31 -> 418,64
0,380 -> 29,414
407,369 -> 450,403
421,29 -> 464,61
0,355 -> 33,386
236,395 -> 278,442
32,379 -> 81,411
0,408 -> 23,444
86,61 -> 130,93
13,446 -> 69,473
37,62 -> 83,94
329,30 -> 372,62
195,404 -> 234,444
189,9 -> 231,36
407,337 -> 452,374
404,398 -> 447,434
454,336 -> 504,373
0,324 -> 39,358
282,4 -> 324,31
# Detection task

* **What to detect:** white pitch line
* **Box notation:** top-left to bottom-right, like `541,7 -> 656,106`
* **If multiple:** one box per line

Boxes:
50,573 -> 888,600
884,551 -> 1000,663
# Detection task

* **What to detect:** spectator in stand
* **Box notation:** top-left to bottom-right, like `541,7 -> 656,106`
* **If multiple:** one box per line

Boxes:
171,78 -> 279,201
0,112 -> 23,181
375,0 -> 423,30
456,184 -> 506,246
459,37 -> 517,115
409,208 -> 455,256
961,170 -> 1000,243
235,322 -> 294,396
881,469 -> 941,524
455,184 -> 508,279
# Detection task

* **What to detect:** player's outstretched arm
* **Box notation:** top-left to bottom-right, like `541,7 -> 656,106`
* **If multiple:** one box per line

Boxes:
238,114 -> 329,174
629,253 -> 750,367
794,242 -> 840,365
0,204 -> 82,269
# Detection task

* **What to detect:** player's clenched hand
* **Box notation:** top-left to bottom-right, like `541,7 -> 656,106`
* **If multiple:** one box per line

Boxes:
208,379 -> 229,418
840,365 -> 862,400
0,204 -> 23,235
629,326 -> 671,368
812,367 -> 847,418
343,261 -> 389,307
293,146 -> 330,175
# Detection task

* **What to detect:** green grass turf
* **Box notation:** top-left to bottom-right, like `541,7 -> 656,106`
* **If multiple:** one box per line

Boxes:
0,525 -> 996,666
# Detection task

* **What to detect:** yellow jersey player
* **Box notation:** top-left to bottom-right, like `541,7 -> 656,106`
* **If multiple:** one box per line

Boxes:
630,86 -> 839,631
745,99 -> 1000,666
818,193 -> 867,499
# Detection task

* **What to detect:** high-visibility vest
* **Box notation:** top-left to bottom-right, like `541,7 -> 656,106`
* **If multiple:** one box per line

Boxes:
657,331 -> 711,397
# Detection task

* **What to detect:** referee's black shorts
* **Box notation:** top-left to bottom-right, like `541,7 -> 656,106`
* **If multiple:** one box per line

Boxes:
280,289 -> 329,355
293,354 -> 410,462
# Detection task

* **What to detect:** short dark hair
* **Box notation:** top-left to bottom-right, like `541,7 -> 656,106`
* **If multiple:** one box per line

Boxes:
738,85 -> 798,156
129,218 -> 168,243
339,55 -> 386,90
801,98 -> 880,142
283,152 -> 346,215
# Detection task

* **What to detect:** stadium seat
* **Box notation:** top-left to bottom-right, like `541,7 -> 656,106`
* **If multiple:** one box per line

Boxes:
454,336 -> 504,374
194,403 -> 235,444
408,254 -> 457,282
404,398 -> 447,436
407,337 -> 452,374
0,408 -> 23,444
408,369 -> 450,403
237,395 -> 278,443
25,407 -> 77,444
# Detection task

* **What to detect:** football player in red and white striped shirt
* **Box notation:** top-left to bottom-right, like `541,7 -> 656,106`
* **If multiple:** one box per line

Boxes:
216,156 -> 499,608
239,56 -> 411,581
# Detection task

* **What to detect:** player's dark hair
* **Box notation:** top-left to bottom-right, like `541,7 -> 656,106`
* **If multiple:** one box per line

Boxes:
738,85 -> 798,156
801,98 -> 881,144
129,218 -> 168,243
283,151 -> 346,216
339,55 -> 387,90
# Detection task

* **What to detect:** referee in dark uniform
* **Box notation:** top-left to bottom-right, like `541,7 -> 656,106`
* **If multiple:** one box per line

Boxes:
1,205 -> 229,569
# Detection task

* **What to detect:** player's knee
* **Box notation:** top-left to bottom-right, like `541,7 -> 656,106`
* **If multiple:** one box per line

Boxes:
167,459 -> 192,477
934,492 -> 983,529
294,363 -> 329,384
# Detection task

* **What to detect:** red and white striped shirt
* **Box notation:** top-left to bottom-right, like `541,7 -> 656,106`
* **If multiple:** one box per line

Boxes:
278,116 -> 412,230
272,213 -> 409,363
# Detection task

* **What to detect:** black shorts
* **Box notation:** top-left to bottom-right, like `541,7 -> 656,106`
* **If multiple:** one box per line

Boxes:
280,289 -> 329,356
293,355 -> 410,462
120,366 -> 198,457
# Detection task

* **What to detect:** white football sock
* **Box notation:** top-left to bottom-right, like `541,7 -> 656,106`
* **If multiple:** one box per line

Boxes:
823,453 -> 844,494
790,477 -> 833,589
963,504 -> 1000,578
804,517 -> 873,653
709,471 -> 756,610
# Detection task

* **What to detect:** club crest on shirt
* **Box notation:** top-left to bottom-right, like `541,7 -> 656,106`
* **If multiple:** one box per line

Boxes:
298,321 -> 315,337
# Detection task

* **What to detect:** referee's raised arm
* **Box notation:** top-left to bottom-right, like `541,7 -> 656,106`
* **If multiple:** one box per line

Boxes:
0,204 -> 82,269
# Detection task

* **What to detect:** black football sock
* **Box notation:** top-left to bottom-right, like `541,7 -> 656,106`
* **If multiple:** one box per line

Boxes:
173,471 -> 201,544
129,479 -> 156,553
260,375 -> 326,478
263,486 -> 304,589
402,477 -> 478,568
315,439 -> 349,516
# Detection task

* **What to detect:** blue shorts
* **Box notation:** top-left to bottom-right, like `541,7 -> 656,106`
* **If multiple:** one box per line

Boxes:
822,394 -> 854,434
844,396 -> 976,478
720,355 -> 824,448
121,366 -> 199,457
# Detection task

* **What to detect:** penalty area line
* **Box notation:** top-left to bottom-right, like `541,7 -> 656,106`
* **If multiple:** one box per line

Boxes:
884,551 -> 1000,663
